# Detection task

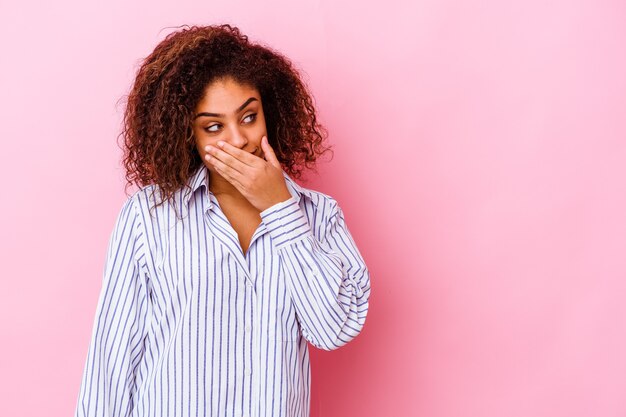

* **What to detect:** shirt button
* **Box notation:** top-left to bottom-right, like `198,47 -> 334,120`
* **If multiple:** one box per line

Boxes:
245,325 -> 252,333
245,368 -> 252,376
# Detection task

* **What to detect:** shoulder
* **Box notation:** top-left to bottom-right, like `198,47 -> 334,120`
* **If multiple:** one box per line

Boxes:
291,181 -> 341,224
299,185 -> 337,207
283,171 -> 338,209
125,183 -> 176,214
112,184 -> 171,228
110,187 -> 153,228
120,185 -> 157,212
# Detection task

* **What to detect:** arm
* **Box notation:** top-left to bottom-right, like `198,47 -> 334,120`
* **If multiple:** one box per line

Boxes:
75,196 -> 151,417
260,196 -> 371,350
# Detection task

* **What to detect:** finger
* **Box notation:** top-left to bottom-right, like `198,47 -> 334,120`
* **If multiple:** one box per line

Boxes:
204,144 -> 246,175
206,153 -> 245,189
261,136 -> 281,168
216,140 -> 262,167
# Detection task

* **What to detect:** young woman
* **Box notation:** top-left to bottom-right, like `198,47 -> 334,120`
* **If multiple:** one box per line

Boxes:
75,24 -> 371,417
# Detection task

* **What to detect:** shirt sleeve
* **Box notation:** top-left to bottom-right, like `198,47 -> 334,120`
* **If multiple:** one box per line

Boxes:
75,196 -> 151,417
259,195 -> 371,351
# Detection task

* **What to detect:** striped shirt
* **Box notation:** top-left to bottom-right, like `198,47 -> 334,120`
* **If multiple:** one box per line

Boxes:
74,164 -> 371,417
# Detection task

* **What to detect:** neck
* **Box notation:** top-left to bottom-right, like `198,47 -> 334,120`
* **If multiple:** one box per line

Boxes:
208,168 -> 244,199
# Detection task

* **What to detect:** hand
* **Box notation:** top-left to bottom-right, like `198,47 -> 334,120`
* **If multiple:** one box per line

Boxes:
203,135 -> 293,212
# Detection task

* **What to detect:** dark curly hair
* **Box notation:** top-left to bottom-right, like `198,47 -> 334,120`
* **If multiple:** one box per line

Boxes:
118,23 -> 332,214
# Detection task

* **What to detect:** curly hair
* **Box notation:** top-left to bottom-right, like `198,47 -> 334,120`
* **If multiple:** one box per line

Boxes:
118,23 -> 332,214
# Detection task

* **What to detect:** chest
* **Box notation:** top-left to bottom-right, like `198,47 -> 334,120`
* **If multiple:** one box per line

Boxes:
215,197 -> 261,256
146,200 -> 301,345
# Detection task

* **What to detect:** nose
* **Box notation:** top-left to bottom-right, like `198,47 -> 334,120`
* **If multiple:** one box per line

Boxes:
226,125 -> 248,149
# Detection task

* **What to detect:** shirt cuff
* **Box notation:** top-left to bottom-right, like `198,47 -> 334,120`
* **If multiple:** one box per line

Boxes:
260,196 -> 312,250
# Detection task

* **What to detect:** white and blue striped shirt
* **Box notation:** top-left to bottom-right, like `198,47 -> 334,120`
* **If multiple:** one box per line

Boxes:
75,164 -> 371,417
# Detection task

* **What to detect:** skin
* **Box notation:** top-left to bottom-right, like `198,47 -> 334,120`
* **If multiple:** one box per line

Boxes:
192,76 -> 293,213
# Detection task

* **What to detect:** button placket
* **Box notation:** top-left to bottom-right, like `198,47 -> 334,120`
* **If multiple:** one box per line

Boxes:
238,253 -> 258,416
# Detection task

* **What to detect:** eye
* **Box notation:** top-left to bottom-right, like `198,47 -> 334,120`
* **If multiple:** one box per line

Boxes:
243,113 -> 257,124
204,124 -> 221,133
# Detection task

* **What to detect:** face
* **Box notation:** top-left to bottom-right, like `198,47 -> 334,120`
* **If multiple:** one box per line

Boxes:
192,76 -> 267,174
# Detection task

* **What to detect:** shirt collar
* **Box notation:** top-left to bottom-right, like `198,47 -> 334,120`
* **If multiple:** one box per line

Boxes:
183,164 -> 304,208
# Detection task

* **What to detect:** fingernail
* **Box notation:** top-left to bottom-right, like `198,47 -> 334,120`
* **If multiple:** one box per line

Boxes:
217,141 -> 224,147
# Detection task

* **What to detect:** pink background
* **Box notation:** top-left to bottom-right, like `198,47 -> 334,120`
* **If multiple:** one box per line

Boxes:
1,0 -> 625,416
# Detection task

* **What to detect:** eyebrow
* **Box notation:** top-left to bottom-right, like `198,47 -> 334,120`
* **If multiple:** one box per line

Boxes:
193,97 -> 258,119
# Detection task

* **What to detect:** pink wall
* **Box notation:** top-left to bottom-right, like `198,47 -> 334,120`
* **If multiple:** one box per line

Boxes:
1,0 -> 625,416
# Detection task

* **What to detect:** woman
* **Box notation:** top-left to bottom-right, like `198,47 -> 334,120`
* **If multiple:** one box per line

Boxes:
75,24 -> 371,417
